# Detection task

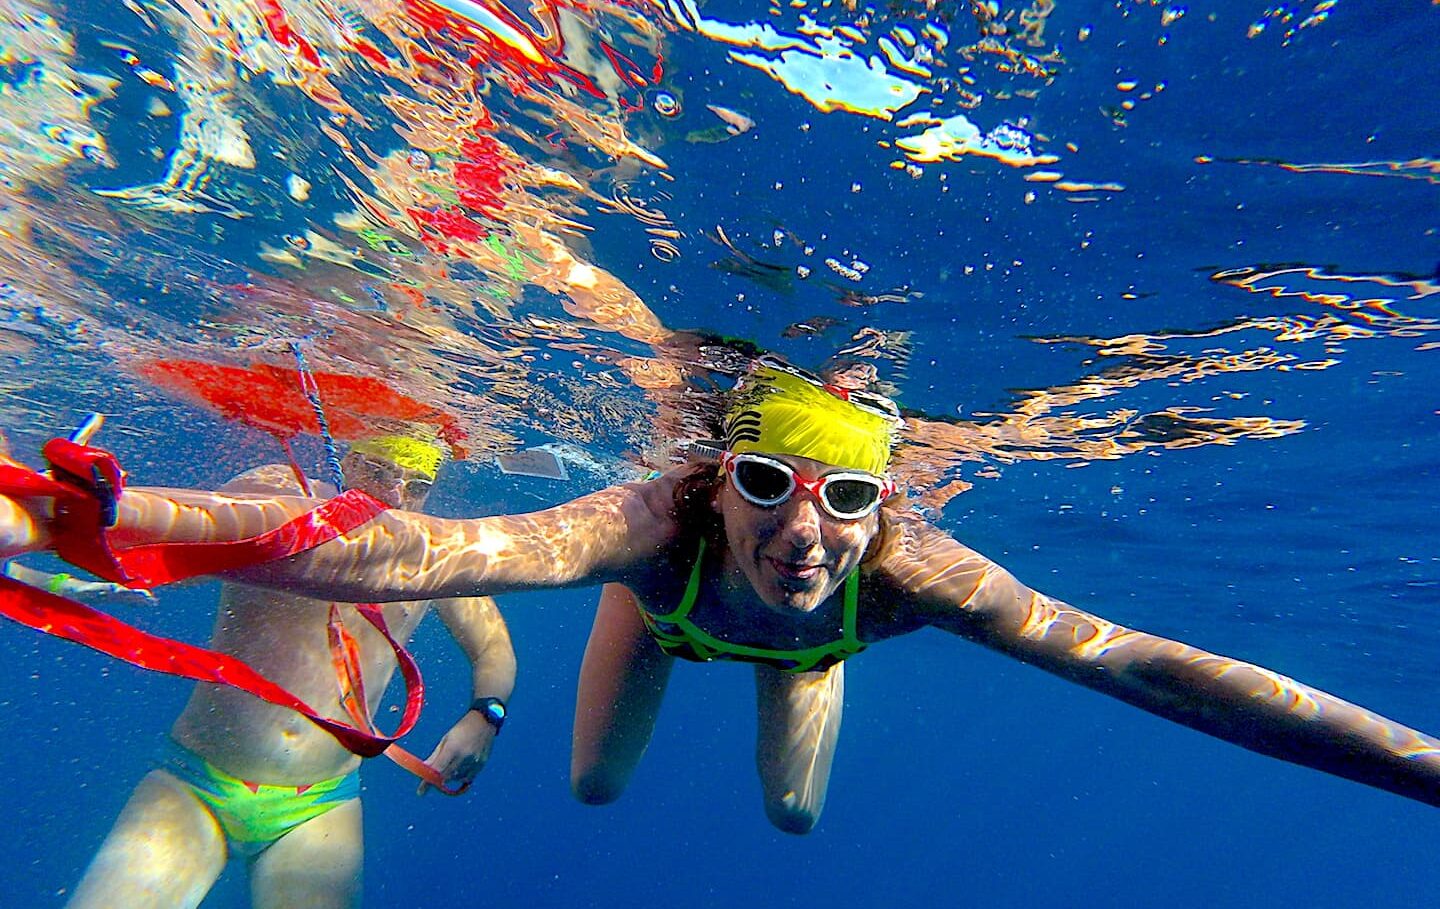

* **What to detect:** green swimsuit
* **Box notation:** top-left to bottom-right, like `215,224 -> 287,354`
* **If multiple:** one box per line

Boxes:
638,538 -> 867,673
161,737 -> 359,857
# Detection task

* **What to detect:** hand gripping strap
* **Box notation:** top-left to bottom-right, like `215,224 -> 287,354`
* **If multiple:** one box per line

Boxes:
40,438 -> 127,580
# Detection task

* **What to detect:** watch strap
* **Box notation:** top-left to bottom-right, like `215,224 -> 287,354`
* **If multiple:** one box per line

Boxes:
469,696 -> 506,732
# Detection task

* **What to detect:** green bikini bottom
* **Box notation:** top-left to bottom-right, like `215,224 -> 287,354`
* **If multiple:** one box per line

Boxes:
160,738 -> 360,858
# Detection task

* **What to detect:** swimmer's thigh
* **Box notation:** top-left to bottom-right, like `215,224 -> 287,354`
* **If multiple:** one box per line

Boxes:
65,769 -> 226,909
250,797 -> 362,909
571,583 -> 675,804
754,662 -> 845,835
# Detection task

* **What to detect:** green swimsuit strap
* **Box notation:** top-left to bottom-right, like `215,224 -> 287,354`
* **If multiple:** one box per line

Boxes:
646,536 -> 710,623
648,537 -> 864,673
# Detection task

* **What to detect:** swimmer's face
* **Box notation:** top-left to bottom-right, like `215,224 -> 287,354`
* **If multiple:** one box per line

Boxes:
341,452 -> 435,510
718,453 -> 878,613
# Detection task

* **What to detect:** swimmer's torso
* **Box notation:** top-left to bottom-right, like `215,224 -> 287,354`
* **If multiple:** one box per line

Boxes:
170,584 -> 429,785
620,477 -> 931,670
170,464 -> 431,785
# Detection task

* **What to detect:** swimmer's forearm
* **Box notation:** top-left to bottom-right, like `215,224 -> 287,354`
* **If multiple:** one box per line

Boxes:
898,526 -> 1440,808
110,487 -> 326,546
958,584 -> 1440,808
20,480 -> 654,603
1,487 -> 314,558
6,485 -> 492,600
1068,620 -> 1440,807
469,639 -> 516,703
437,597 -> 517,700
229,484 -> 656,602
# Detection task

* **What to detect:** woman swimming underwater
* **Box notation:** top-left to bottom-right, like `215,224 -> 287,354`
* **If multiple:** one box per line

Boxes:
4,359 -> 1440,833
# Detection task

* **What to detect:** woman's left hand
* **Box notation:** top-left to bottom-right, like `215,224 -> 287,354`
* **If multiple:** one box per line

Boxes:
416,709 -> 498,795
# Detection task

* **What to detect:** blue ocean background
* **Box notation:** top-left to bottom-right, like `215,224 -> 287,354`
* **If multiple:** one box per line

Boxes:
1,0 -> 1438,906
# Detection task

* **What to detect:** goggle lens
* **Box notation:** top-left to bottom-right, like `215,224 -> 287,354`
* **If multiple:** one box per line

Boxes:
356,455 -> 433,500
725,453 -> 889,519
733,459 -> 793,503
402,477 -> 434,498
821,477 -> 882,515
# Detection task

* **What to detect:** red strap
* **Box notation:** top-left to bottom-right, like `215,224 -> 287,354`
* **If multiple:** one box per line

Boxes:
0,449 -> 467,788
330,604 -> 373,731
385,742 -> 469,795
328,603 -> 470,795
0,573 -> 396,755
39,438 -> 127,579
0,463 -> 84,500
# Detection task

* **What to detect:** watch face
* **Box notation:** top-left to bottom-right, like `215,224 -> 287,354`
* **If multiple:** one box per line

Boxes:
474,698 -> 506,729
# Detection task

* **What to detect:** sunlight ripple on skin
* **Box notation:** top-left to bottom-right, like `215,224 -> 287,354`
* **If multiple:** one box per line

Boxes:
757,665 -> 843,828
864,507 -> 1440,786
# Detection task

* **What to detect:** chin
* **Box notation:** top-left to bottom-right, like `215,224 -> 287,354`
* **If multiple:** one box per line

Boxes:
761,575 -> 832,613
772,594 -> 824,614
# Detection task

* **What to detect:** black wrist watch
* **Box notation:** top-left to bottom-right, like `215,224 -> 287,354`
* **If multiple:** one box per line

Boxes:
470,696 -> 507,733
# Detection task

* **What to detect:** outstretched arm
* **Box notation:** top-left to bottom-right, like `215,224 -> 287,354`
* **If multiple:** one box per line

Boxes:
419,595 -> 517,793
880,514 -> 1440,809
239,478 -> 676,601
1,463 -> 681,603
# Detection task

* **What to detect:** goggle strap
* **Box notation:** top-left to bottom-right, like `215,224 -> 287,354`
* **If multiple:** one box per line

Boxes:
682,440 -> 727,462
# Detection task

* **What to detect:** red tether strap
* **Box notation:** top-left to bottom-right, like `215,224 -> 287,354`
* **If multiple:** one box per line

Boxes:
0,574 -> 383,756
82,490 -> 391,588
0,446 -> 461,785
329,602 -> 468,795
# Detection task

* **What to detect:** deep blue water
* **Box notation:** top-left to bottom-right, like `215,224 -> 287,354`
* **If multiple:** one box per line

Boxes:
2,0 -> 1439,906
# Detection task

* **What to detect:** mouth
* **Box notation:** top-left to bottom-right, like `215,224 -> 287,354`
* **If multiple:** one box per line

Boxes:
767,558 -> 824,583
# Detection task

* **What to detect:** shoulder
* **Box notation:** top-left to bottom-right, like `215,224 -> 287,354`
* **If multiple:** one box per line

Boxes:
628,467 -> 692,523
862,508 -> 1008,617
218,464 -> 329,497
598,467 -> 707,584
867,507 -> 966,567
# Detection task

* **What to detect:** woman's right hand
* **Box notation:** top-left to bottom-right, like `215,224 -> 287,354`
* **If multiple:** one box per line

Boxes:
0,421 -> 101,559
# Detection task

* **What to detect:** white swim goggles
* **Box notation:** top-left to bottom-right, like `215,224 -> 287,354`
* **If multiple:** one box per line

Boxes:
720,451 -> 895,520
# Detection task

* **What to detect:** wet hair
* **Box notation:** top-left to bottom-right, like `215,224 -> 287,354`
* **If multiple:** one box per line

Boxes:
672,462 -> 725,545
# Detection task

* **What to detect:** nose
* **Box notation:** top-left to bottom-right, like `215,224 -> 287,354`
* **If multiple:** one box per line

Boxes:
777,490 -> 824,550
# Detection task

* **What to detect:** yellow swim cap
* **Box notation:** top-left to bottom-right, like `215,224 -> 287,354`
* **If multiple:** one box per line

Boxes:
723,362 -> 899,476
349,435 -> 445,480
